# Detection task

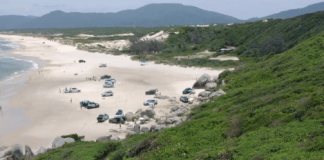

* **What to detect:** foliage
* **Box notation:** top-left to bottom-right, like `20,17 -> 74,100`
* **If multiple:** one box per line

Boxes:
61,134 -> 85,142
35,141 -> 120,160
129,39 -> 163,54
105,32 -> 324,159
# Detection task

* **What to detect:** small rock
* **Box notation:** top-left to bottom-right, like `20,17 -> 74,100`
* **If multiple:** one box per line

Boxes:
135,109 -> 143,117
171,106 -> 180,112
142,108 -> 156,118
143,115 -> 150,121
134,124 -> 141,134
126,131 -> 136,138
36,146 -> 46,155
198,91 -> 211,97
110,136 -> 120,141
209,89 -> 226,98
205,83 -> 217,91
25,145 -> 34,160
165,118 -> 173,124
52,137 -> 75,149
153,125 -> 167,132
96,135 -> 112,143
141,127 -> 150,133
150,125 -> 156,132
125,112 -> 134,122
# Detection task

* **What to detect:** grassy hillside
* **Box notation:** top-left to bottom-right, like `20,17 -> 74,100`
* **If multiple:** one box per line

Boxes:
34,29 -> 324,160
160,11 -> 324,57
105,31 -> 324,159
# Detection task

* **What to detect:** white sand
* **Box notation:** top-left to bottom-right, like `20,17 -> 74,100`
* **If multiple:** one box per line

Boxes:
210,55 -> 239,61
0,34 -> 226,151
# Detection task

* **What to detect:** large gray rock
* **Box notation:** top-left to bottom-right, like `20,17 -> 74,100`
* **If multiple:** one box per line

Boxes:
110,136 -> 120,141
153,125 -> 167,132
52,137 -> 75,148
141,127 -> 150,133
205,83 -> 217,91
193,74 -> 211,89
150,125 -> 156,132
36,146 -> 46,155
0,144 -> 23,160
25,145 -> 34,160
143,115 -> 150,121
209,89 -> 226,98
96,135 -> 112,142
135,109 -> 143,117
134,124 -> 141,134
126,131 -> 136,138
125,112 -> 134,122
142,108 -> 156,118
198,91 -> 211,97
171,106 -> 180,112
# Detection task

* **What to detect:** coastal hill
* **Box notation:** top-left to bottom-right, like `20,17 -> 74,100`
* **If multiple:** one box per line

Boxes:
0,3 -> 241,30
247,2 -> 324,21
1,2 -> 324,30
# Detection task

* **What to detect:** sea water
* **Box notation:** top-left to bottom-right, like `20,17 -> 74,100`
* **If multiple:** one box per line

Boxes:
0,38 -> 38,82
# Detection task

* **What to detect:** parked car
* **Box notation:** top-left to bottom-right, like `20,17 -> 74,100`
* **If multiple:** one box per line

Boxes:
182,88 -> 195,94
99,63 -> 107,67
97,114 -> 109,122
180,95 -> 194,104
79,60 -> 86,63
143,99 -> 158,106
102,90 -> 114,97
109,117 -> 125,124
79,100 -> 99,109
103,82 -> 114,88
105,78 -> 116,84
114,109 -> 124,118
141,61 -> 147,66
64,87 -> 81,93
145,89 -> 157,95
100,74 -> 111,79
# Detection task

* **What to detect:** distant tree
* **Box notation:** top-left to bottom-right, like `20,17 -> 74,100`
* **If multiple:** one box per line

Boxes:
259,34 -> 288,55
129,39 -> 163,54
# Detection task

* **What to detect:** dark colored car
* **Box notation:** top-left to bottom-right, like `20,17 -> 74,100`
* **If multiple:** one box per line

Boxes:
145,89 -> 157,95
182,88 -> 195,94
79,60 -> 86,63
109,117 -> 125,124
79,100 -> 99,109
114,109 -> 123,118
97,114 -> 109,122
100,74 -> 111,79
180,96 -> 189,103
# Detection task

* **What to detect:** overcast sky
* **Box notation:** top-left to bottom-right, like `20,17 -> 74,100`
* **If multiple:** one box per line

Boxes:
0,0 -> 323,20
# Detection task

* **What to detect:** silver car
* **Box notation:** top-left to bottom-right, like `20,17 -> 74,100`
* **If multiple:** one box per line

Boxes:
64,87 -> 81,93
105,78 -> 116,84
99,63 -> 107,67
103,82 -> 114,88
102,90 -> 114,97
143,99 -> 158,106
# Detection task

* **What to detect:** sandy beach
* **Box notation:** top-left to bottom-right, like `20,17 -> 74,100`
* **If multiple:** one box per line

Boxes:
0,34 -> 225,151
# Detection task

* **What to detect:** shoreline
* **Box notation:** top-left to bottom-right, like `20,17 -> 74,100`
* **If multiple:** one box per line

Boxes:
0,34 -> 226,151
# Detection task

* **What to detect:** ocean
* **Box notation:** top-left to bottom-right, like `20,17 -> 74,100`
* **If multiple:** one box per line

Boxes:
0,38 -> 38,82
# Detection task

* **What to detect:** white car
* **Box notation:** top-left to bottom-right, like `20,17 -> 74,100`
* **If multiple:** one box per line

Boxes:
64,87 -> 81,93
102,90 -> 114,97
103,82 -> 114,88
143,99 -> 158,106
105,78 -> 116,84
99,63 -> 107,67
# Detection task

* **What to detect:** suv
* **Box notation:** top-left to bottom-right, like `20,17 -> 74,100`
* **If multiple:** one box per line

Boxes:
182,88 -> 195,94
100,74 -> 111,79
180,96 -> 189,103
103,82 -> 114,88
97,114 -> 109,122
99,63 -> 107,67
64,87 -> 81,93
80,100 -> 99,109
143,99 -> 158,106
114,109 -> 124,118
109,117 -> 125,124
102,90 -> 114,97
105,78 -> 116,84
79,60 -> 86,63
145,89 -> 157,95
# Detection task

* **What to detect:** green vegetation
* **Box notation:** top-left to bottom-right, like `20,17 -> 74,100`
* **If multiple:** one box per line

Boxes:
34,142 -> 120,160
106,31 -> 324,160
